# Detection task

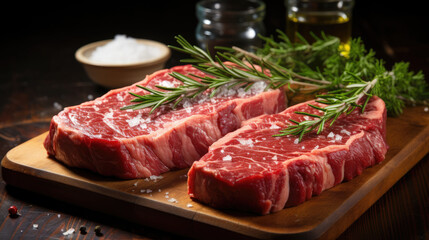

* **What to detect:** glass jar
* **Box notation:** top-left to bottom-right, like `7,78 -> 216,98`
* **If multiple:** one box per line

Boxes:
196,0 -> 266,55
285,0 -> 355,50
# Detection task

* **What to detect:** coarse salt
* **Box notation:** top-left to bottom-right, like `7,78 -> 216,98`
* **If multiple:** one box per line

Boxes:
340,129 -> 351,136
238,138 -> 254,147
53,102 -> 62,110
222,155 -> 232,161
62,228 -> 75,236
89,35 -> 161,64
269,123 -> 280,129
159,80 -> 176,88
150,175 -> 164,181
335,134 -> 343,141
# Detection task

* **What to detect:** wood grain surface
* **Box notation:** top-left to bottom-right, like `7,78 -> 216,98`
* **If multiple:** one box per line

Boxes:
2,106 -> 429,239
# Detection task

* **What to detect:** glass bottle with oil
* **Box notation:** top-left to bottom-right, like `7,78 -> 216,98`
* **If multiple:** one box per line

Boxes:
285,0 -> 354,53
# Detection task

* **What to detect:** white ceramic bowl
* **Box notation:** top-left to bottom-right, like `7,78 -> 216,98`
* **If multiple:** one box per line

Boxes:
75,39 -> 171,89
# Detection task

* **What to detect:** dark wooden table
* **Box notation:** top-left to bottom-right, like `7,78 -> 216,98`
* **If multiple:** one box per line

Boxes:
1,1 -> 428,239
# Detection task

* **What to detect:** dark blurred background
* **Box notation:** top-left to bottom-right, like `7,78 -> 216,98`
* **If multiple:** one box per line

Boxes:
1,0 -> 428,74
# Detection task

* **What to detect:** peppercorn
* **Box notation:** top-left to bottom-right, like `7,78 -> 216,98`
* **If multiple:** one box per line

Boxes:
79,225 -> 87,234
94,225 -> 102,236
8,206 -> 18,216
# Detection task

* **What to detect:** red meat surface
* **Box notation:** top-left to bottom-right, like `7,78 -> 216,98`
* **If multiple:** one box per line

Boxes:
188,96 -> 388,215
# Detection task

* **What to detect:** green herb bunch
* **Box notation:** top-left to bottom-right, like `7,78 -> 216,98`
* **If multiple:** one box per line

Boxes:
258,30 -> 428,118
123,31 -> 428,140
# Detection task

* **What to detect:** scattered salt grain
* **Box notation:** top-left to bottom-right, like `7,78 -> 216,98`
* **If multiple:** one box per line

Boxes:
314,145 -> 319,150
182,100 -> 193,113
335,134 -> 343,141
159,80 -> 176,88
150,175 -> 164,181
187,203 -> 193,208
62,228 -> 75,236
301,146 -> 305,149
340,129 -> 351,136
249,81 -> 267,95
87,94 -> 94,100
293,138 -> 299,144
116,94 -> 124,101
168,198 -> 178,203
327,132 -> 335,138
89,34 -> 161,64
270,123 -> 280,129
272,155 -> 278,160
146,189 -> 152,193
53,102 -> 62,110
220,149 -> 224,153
133,182 -> 138,187
425,107 -> 429,112
57,214 -> 61,218
222,155 -> 232,161
33,224 -> 38,230
238,138 -> 254,147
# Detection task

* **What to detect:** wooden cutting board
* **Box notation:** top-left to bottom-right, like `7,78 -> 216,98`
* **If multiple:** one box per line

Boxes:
2,106 -> 429,240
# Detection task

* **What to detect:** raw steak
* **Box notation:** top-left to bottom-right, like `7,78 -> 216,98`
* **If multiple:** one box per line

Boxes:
188,96 -> 388,215
44,65 -> 286,179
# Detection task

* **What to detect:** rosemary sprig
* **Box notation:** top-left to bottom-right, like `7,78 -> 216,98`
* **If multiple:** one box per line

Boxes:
122,35 -> 329,111
274,76 -> 377,141
260,31 -> 427,141
121,32 -> 427,142
120,73 -> 209,113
